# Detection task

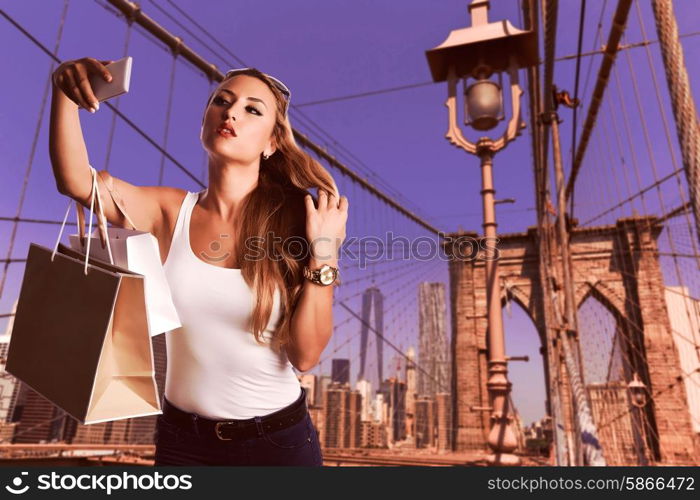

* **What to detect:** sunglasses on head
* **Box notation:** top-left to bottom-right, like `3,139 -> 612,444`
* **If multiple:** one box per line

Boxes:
225,68 -> 291,115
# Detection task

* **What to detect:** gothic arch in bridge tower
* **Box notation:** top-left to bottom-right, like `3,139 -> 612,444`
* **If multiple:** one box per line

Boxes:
443,217 -> 699,465
500,283 -> 547,347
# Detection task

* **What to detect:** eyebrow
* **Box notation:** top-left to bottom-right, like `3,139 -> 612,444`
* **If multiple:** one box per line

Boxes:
218,89 -> 268,109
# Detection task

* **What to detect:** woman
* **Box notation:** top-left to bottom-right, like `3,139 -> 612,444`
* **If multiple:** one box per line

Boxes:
50,57 -> 348,466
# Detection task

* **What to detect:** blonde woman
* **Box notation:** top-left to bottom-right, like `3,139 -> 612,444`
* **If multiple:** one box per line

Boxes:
50,57 -> 348,466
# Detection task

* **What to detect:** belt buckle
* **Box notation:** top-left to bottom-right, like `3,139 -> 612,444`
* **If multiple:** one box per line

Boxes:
215,421 -> 234,441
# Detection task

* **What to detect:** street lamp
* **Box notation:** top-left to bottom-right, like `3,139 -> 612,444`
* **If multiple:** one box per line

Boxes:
465,73 -> 504,130
627,372 -> 648,408
425,0 -> 537,466
627,372 -> 651,465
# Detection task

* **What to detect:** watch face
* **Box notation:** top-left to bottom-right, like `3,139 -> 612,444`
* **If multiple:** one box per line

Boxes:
319,265 -> 336,285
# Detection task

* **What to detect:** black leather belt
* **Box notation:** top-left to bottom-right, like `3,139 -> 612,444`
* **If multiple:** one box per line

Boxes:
160,387 -> 308,441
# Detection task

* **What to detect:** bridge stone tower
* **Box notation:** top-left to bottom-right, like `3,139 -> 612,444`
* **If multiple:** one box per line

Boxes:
443,215 -> 699,465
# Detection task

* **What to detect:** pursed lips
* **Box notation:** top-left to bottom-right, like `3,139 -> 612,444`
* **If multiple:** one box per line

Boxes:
216,124 -> 237,137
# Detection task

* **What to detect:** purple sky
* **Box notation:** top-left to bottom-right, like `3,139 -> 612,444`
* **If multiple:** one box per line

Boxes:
1,0 -> 698,427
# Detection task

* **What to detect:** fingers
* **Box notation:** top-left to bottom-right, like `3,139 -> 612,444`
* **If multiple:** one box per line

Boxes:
327,191 -> 338,210
51,61 -> 69,88
304,193 -> 316,212
53,58 -> 113,112
317,189 -> 328,211
338,195 -> 349,212
307,190 -> 349,213
326,192 -> 349,211
63,67 -> 90,110
74,65 -> 100,111
90,58 -> 113,82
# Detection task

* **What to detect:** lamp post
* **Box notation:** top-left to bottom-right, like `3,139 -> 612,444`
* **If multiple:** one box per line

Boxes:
425,0 -> 537,466
628,372 -> 651,465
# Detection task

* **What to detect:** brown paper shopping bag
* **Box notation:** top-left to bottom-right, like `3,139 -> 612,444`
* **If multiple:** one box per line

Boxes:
68,167 -> 181,337
6,168 -> 162,424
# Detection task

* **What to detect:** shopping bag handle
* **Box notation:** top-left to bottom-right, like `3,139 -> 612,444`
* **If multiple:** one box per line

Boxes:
75,196 -> 108,249
74,166 -> 138,244
74,173 -> 110,249
73,166 -> 110,253
51,166 -> 114,274
95,169 -> 138,231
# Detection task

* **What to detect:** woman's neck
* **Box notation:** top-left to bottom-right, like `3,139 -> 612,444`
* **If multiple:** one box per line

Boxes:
202,159 -> 260,222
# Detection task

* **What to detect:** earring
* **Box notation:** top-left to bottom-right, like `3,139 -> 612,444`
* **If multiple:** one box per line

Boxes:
263,153 -> 270,160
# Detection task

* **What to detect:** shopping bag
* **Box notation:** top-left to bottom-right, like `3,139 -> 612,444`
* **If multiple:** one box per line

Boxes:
68,167 -> 181,337
6,168 -> 162,424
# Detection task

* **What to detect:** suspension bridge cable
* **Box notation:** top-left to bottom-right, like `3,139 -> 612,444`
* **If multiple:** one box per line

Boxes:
566,0 -> 634,202
572,220 -> 700,461
579,168 -> 685,226
321,271 -> 425,367
0,0 -> 460,454
98,0 -> 445,237
146,0 -> 241,69
579,0 -> 608,109
578,289 -> 700,458
126,0 -> 436,226
611,61 -> 651,217
569,0 -> 587,216
103,15 -> 134,173
155,0 -> 436,226
0,0 -> 69,301
617,19 -> 698,317
271,31 -> 700,109
163,0 -> 246,66
650,0 -> 700,249
157,42 -> 179,186
0,8 -> 205,188
634,0 -> 700,265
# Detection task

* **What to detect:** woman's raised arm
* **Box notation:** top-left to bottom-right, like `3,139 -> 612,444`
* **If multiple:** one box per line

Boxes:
49,57 -> 167,233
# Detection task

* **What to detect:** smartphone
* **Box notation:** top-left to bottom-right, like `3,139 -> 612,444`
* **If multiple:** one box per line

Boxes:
88,56 -> 132,102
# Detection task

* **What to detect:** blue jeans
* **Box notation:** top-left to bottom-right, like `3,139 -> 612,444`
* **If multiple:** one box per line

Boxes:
153,394 -> 323,466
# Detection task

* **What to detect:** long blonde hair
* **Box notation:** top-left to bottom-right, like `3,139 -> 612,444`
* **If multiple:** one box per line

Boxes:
203,69 -> 338,354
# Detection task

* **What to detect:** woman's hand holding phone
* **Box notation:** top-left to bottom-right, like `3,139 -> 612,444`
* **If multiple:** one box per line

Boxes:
51,57 -> 114,113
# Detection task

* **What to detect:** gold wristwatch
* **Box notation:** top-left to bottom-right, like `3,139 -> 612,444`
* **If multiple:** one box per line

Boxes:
303,264 -> 340,286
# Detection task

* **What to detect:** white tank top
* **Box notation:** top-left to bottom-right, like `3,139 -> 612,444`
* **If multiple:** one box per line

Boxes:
162,190 -> 301,419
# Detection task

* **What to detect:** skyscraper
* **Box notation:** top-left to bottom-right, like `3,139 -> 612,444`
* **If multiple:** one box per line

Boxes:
331,359 -> 350,385
331,358 -> 350,386
0,299 -> 20,440
324,383 -> 348,449
355,378 -> 373,422
358,286 -> 384,385
404,346 -> 417,440
435,392 -> 452,451
415,396 -> 435,449
417,282 -> 450,397
323,382 -> 361,449
316,375 -> 332,407
379,377 -> 406,443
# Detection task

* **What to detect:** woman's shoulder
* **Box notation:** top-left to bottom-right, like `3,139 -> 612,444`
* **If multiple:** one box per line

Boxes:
159,186 -> 190,213
154,185 -> 189,221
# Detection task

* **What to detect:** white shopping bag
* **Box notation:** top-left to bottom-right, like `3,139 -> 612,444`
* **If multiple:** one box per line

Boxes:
7,168 -> 162,424
69,166 -> 181,337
